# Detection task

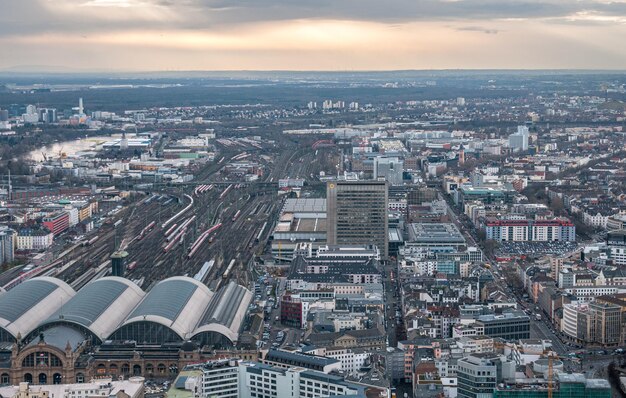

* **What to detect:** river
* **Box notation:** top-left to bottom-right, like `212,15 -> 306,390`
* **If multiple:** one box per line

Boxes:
28,136 -> 112,162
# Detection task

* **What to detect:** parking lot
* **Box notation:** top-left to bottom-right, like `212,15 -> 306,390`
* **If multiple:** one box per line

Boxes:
496,241 -> 578,256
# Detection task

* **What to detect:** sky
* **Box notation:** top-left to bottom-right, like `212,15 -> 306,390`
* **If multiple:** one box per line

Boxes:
1,0 -> 626,71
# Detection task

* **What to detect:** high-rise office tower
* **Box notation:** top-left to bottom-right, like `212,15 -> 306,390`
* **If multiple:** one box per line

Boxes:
327,180 -> 388,258
373,157 -> 403,185
508,125 -> 529,152
0,226 -> 15,265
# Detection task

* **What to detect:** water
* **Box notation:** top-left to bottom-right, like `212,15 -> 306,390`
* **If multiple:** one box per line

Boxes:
28,136 -> 111,161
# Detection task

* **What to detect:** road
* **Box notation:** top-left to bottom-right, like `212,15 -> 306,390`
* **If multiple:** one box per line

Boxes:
384,261 -> 400,347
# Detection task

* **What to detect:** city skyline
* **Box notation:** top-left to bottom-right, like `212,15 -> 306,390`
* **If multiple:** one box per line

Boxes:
2,0 -> 626,71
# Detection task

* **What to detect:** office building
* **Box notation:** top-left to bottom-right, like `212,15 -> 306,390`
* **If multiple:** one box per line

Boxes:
373,157 -> 403,185
180,359 -> 386,398
38,108 -> 57,124
327,181 -> 388,258
595,294 -> 626,346
475,312 -> 530,341
457,353 -> 515,398
280,293 -> 308,328
457,186 -> 516,207
508,125 -> 529,152
0,226 -> 14,265
260,349 -> 342,374
590,301 -> 621,346
406,223 -> 466,250
199,359 -> 239,398
271,198 -> 327,261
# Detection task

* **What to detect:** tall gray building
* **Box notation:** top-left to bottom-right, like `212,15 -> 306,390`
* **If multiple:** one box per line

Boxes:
327,180 -> 388,258
373,157 -> 403,185
457,353 -> 515,398
0,226 -> 14,265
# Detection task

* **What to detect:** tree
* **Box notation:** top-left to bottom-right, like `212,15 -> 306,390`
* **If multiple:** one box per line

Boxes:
551,197 -> 566,217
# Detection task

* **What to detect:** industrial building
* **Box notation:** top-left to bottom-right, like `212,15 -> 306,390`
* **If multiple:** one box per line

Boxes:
271,198 -> 327,261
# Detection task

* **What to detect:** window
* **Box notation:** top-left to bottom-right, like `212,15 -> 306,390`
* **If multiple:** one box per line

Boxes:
22,352 -> 62,368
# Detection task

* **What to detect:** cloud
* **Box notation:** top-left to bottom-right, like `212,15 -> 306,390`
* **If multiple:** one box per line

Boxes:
457,26 -> 500,34
1,0 -> 626,37
1,0 -> 626,70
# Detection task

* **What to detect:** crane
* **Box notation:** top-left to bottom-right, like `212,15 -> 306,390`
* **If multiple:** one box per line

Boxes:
493,340 -> 580,398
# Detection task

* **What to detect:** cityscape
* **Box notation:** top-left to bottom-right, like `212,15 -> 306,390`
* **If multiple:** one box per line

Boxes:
1,2 -> 626,398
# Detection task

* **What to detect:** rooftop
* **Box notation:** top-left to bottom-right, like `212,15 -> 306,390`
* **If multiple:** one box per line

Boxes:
264,349 -> 340,370
408,223 -> 465,244
283,198 -> 327,213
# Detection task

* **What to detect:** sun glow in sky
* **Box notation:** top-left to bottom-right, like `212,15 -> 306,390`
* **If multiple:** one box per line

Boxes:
1,0 -> 626,71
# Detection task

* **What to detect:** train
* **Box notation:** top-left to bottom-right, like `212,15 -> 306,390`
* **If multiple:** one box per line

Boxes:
113,220 -> 123,228
222,259 -> 235,279
166,216 -> 196,242
232,210 -> 241,222
164,223 -> 178,238
163,228 -> 186,252
255,222 -> 267,243
137,221 -> 156,240
82,235 -> 100,246
143,194 -> 157,205
161,194 -> 193,229
219,184 -> 233,200
127,261 -> 137,271
187,223 -> 222,259
231,152 -> 249,161
194,184 -> 215,196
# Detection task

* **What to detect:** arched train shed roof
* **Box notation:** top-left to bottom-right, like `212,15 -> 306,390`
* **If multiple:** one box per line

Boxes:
193,281 -> 252,344
0,277 -> 75,340
118,276 -> 213,340
39,276 -> 145,341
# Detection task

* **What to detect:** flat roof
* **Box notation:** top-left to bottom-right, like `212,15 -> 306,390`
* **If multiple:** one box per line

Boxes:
265,349 -> 339,369
408,223 -> 465,244
283,198 -> 327,213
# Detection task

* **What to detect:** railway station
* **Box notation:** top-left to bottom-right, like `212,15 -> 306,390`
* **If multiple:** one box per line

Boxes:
0,276 -> 252,385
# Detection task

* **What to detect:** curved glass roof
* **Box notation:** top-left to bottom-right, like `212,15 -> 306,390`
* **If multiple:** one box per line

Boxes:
193,282 -> 252,343
199,282 -> 250,329
41,277 -> 145,340
0,277 -> 75,340
129,279 -> 197,320
120,276 -> 213,340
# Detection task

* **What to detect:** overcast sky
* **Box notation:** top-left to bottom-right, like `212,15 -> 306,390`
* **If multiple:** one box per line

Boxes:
1,0 -> 626,71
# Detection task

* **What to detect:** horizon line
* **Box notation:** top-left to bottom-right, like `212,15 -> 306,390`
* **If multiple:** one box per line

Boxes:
2,68 -> 626,75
